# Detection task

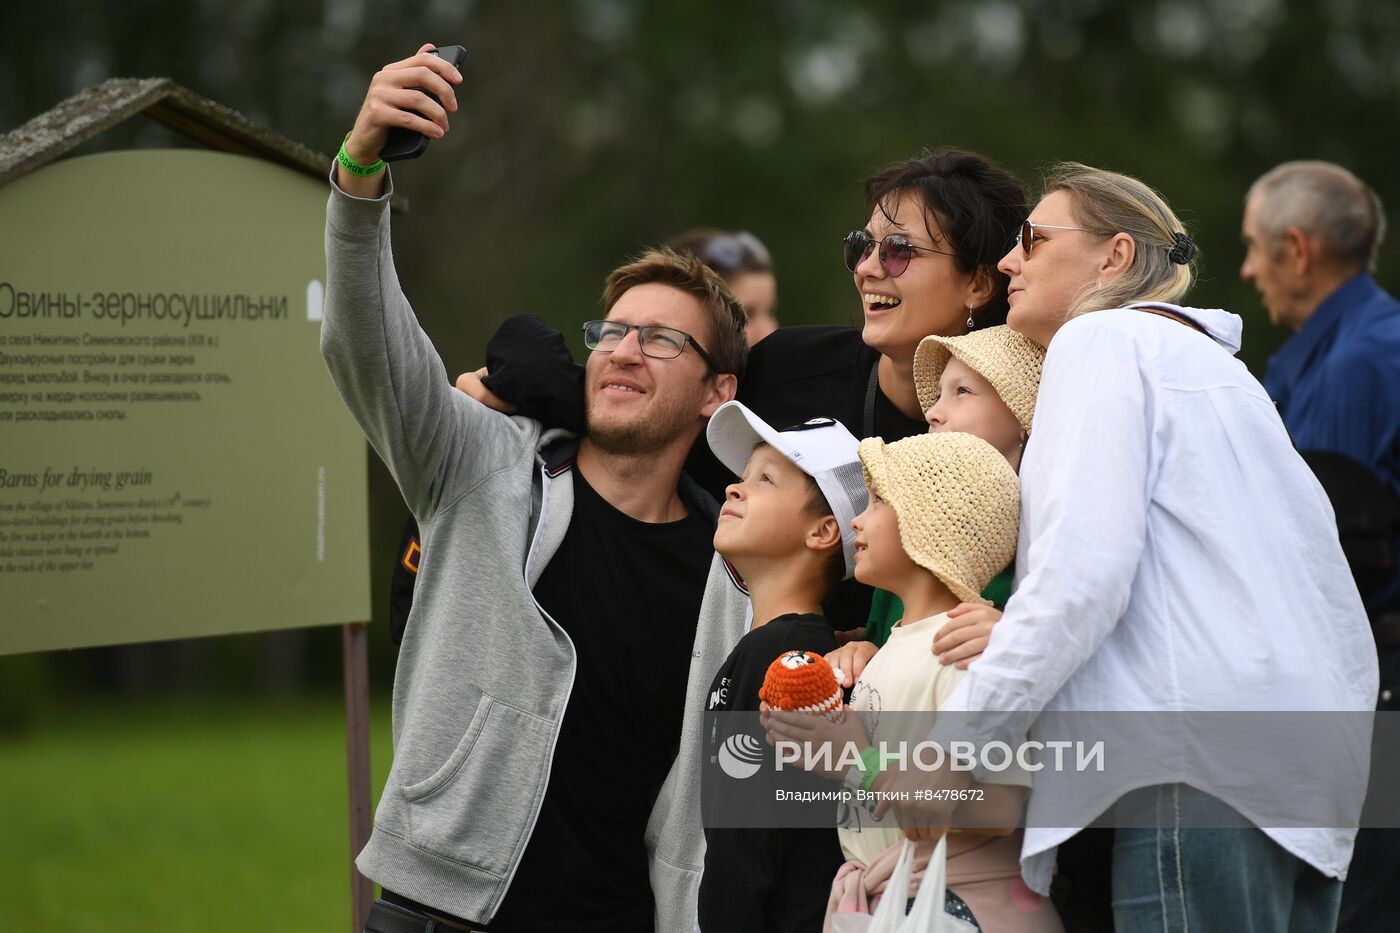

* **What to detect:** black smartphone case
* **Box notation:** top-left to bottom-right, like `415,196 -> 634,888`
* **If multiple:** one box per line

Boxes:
379,45 -> 467,162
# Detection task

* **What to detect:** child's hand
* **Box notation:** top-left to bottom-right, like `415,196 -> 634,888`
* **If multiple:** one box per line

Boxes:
454,367 -> 519,414
932,603 -> 1002,669
761,703 -> 870,782
825,640 -> 878,688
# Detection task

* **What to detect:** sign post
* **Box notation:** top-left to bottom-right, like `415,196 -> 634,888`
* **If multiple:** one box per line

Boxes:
343,622 -> 373,931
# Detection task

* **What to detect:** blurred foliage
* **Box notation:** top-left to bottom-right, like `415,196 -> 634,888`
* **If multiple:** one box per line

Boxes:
2,0 -> 1398,692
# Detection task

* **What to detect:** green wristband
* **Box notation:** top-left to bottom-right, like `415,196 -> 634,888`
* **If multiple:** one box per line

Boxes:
336,135 -> 385,177
859,746 -> 883,792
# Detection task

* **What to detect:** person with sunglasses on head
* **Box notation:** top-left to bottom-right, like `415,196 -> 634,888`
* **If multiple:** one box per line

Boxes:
669,228 -> 780,346
323,46 -> 756,933
873,163 -> 1378,933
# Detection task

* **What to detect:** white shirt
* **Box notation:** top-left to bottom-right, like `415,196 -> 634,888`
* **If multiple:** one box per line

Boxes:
842,613 -> 1029,867
943,305 -> 1378,894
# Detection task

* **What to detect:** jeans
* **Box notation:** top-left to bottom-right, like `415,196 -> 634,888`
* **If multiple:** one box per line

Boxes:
1111,785 -> 1343,933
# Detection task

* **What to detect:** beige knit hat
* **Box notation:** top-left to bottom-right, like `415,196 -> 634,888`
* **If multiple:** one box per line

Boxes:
857,432 -> 1020,605
913,326 -> 1046,433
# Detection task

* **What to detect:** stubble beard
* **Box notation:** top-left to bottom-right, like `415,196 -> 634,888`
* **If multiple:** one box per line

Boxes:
585,381 -> 705,457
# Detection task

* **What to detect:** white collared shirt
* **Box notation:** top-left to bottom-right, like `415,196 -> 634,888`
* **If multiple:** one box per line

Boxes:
944,304 -> 1378,893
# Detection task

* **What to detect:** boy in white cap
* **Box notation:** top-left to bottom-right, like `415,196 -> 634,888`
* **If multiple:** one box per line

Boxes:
768,432 -> 1063,932
698,400 -> 869,933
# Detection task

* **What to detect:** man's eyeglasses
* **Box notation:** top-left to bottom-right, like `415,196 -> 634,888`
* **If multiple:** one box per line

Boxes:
842,230 -> 956,277
582,320 -> 719,372
1015,220 -> 1101,258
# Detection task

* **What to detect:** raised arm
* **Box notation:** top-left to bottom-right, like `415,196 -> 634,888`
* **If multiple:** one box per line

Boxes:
336,44 -> 459,198
321,46 -> 538,520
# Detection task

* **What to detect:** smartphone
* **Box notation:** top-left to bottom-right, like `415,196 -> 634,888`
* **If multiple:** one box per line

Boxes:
379,45 -> 468,162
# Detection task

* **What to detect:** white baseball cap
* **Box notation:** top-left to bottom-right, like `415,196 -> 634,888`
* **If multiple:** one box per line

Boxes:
706,401 -> 867,579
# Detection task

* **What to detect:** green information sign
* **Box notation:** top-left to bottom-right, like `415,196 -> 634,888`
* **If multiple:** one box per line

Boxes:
0,149 -> 370,654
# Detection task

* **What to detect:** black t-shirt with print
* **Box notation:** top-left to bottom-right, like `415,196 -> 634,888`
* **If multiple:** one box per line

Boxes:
699,613 -> 846,933
488,467 -> 714,933
703,613 -> 839,717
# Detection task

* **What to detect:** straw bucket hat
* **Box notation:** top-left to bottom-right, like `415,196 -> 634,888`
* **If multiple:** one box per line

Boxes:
857,432 -> 1020,605
913,326 -> 1046,433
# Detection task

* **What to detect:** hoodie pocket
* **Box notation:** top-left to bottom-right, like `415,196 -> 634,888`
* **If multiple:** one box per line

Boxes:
401,693 -> 555,877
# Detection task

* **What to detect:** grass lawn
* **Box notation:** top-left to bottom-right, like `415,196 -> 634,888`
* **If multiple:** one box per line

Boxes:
0,695 -> 394,932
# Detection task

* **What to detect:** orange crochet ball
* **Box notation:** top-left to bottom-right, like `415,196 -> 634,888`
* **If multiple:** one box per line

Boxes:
759,650 -> 842,717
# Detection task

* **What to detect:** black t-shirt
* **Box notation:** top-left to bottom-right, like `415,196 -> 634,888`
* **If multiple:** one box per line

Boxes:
698,614 -> 845,933
736,324 -> 929,455
703,613 -> 839,717
486,467 -> 713,933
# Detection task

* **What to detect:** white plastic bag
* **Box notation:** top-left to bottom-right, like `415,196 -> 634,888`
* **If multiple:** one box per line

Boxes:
904,836 -> 978,932
831,837 -> 979,933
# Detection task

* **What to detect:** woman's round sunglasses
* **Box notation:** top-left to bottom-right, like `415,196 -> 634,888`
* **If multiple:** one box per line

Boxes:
1015,220 -> 1099,257
842,230 -> 956,277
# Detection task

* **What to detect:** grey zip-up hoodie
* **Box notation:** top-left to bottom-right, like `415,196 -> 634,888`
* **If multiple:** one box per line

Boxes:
321,171 -> 750,928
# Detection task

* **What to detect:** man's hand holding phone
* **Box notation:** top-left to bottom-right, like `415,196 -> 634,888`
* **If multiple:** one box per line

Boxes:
337,44 -> 464,198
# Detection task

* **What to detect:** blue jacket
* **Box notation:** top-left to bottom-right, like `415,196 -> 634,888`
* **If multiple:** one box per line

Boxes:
1263,273 -> 1400,612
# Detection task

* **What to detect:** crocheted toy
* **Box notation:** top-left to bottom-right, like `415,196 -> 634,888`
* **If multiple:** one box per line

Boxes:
759,650 -> 844,720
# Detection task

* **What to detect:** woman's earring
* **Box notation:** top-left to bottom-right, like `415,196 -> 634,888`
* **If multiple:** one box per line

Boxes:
965,303 -> 975,330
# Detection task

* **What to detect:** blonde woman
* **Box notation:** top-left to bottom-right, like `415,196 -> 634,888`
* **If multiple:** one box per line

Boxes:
880,164 -> 1377,932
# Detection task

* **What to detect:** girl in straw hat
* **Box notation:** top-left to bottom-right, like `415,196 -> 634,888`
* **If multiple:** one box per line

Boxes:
765,432 -> 1063,933
912,325 -> 1044,472
839,325 -> 1047,661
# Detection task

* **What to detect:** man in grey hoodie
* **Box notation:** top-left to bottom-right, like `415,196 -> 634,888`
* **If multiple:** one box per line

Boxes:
323,46 -> 752,932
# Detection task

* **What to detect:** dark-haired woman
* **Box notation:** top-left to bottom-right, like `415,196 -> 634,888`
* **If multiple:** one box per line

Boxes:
739,150 -> 1027,660
735,149 -> 1025,475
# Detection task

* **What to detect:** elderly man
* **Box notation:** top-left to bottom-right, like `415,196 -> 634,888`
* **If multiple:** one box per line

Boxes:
1242,160 -> 1400,933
